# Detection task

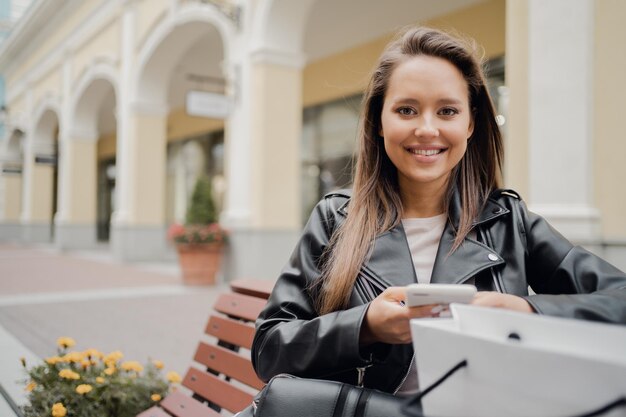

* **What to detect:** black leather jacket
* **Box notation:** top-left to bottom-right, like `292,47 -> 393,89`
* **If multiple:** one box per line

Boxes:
252,189 -> 626,393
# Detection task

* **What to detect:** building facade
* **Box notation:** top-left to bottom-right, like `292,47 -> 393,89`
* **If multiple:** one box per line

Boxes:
0,0 -> 625,281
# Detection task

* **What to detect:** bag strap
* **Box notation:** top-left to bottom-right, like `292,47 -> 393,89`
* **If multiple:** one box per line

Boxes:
414,359 -> 468,402
571,397 -> 626,417
354,388 -> 371,417
331,384 -> 351,417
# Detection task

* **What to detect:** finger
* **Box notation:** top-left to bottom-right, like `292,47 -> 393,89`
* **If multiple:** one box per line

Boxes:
381,286 -> 407,302
407,304 -> 440,318
472,291 -> 494,299
470,295 -> 495,306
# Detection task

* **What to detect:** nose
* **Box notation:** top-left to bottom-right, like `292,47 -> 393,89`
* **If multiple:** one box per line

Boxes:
414,116 -> 439,138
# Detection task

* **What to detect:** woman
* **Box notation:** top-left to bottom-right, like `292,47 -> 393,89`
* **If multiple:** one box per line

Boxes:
251,27 -> 626,396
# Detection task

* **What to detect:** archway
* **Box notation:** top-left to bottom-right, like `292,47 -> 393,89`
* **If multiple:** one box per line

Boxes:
24,105 -> 59,242
57,63 -> 119,249
0,128 -> 25,240
112,3 -> 233,261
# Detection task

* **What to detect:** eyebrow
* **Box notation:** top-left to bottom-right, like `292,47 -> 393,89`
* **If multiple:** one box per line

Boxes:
391,97 -> 465,106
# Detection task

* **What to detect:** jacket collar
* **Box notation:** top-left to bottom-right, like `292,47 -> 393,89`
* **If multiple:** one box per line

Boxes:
336,188 -> 509,287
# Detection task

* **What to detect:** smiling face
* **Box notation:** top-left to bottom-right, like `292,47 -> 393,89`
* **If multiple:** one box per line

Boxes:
380,55 -> 474,202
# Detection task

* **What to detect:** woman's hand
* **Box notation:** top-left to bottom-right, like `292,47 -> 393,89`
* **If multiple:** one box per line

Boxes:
360,287 -> 440,345
471,291 -> 535,313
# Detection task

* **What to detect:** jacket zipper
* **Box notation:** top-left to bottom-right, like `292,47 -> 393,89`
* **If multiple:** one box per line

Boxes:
479,227 -> 503,293
356,364 -> 372,387
393,352 -> 416,394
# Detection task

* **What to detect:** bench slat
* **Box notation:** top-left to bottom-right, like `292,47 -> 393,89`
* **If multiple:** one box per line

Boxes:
183,367 -> 254,414
194,342 -> 264,390
214,292 -> 267,322
160,391 -> 220,417
205,315 -> 255,350
230,278 -> 274,299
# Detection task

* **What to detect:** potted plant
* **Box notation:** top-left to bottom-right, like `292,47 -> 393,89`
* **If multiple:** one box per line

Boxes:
167,176 -> 228,285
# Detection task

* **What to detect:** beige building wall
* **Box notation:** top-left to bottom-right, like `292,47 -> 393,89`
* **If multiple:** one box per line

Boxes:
303,0 -> 505,107
251,62 -> 302,229
72,18 -> 121,77
32,69 -> 62,111
136,0 -> 169,49
594,0 -> 626,239
65,140 -> 97,223
2,176 -> 22,220
7,0 -> 100,86
29,164 -> 55,222
128,113 -> 167,225
167,108 -> 225,143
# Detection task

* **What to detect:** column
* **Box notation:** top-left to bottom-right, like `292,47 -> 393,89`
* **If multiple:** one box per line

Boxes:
54,130 -> 99,249
221,49 -> 304,280
0,163 -> 23,240
55,53 -> 99,249
111,101 -> 168,261
508,0 -> 599,242
20,136 -> 56,243
111,1 -> 169,261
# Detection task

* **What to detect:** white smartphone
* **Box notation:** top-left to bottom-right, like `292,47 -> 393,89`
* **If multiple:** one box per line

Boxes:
405,283 -> 477,307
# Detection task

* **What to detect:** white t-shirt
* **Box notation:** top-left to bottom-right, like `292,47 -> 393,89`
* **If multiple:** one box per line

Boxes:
396,213 -> 446,395
401,214 -> 447,284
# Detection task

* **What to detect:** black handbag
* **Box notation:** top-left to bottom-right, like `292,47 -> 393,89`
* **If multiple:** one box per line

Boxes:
235,360 -> 469,417
236,362 -> 626,417
238,374 -> 420,417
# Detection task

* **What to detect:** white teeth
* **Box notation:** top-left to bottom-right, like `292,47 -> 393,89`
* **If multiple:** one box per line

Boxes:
408,149 -> 442,156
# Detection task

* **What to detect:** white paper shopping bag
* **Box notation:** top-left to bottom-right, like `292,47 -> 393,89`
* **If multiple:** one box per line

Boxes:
410,304 -> 626,417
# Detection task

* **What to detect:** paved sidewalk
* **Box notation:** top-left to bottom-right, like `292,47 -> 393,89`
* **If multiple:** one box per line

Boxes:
0,243 -> 233,409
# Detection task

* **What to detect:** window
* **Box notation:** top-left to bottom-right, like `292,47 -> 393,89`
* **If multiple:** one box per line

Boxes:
301,94 -> 362,223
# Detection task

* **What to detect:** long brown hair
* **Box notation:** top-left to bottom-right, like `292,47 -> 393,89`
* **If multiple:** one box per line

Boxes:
315,27 -> 503,315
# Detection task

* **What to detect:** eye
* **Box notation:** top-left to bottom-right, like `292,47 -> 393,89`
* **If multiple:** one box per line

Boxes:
396,107 -> 416,116
439,107 -> 459,116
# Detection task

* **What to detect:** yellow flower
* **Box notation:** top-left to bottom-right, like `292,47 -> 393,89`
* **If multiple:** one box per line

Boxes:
166,371 -> 182,384
25,382 -> 36,392
46,356 -> 63,365
75,384 -> 92,395
51,402 -> 67,417
58,369 -> 80,380
83,348 -> 103,360
95,376 -> 105,384
121,361 -> 144,372
104,351 -> 123,367
103,367 -> 116,376
151,394 -> 162,402
81,359 -> 91,369
62,352 -> 83,363
152,360 -> 164,370
56,337 -> 76,349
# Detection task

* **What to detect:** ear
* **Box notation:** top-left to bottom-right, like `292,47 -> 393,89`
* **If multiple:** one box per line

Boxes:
378,122 -> 384,138
467,109 -> 475,140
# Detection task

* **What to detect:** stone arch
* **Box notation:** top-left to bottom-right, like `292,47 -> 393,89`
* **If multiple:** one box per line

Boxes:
251,0 -> 316,56
134,3 -> 235,105
32,96 -> 61,144
71,61 -> 119,138
5,128 -> 25,162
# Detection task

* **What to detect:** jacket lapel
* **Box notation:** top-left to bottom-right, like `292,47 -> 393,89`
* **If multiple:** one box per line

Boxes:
363,223 -> 418,287
431,192 -> 508,284
430,223 -> 504,284
339,189 -> 510,289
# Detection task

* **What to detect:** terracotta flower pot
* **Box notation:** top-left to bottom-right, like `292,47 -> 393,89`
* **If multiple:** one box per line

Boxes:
176,243 -> 224,285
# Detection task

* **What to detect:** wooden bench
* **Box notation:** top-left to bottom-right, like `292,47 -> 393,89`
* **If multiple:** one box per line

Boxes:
138,278 -> 274,417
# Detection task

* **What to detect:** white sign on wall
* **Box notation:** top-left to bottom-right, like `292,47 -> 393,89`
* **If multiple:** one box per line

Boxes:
186,90 -> 232,119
